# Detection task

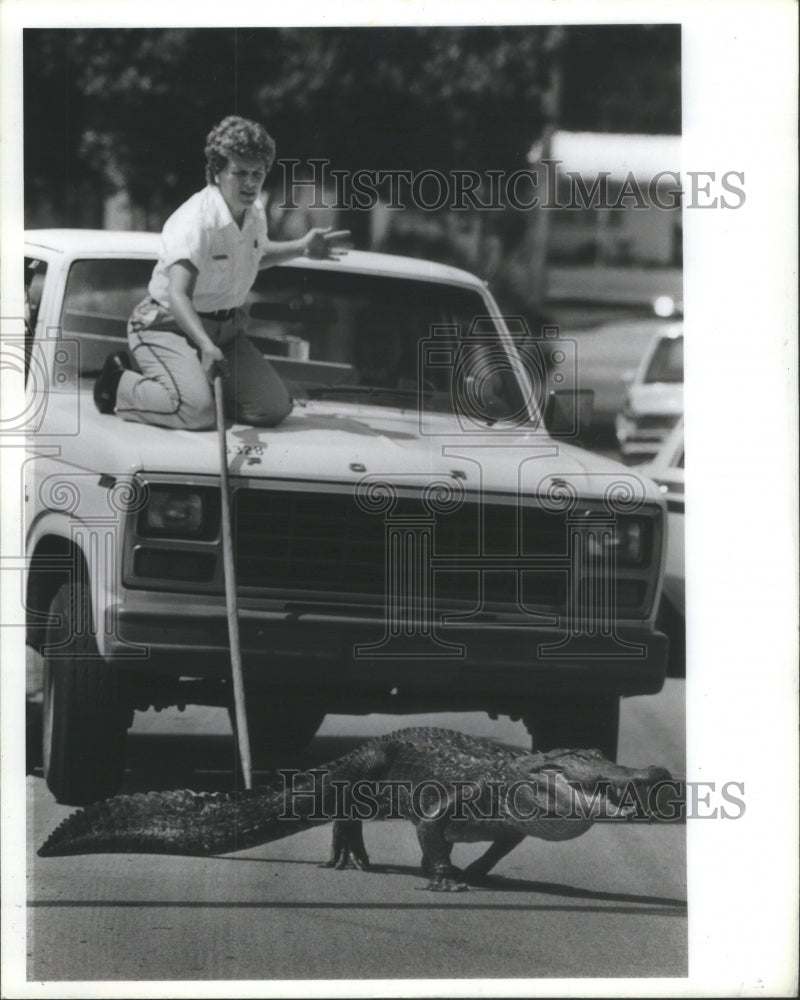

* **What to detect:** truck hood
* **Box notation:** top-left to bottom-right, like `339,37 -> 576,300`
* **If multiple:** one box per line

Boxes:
65,393 -> 665,506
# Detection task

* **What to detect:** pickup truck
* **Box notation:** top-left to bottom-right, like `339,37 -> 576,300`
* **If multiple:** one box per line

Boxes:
22,229 -> 669,804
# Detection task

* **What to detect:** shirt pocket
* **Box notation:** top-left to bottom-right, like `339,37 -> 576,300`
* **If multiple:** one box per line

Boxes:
205,247 -> 231,287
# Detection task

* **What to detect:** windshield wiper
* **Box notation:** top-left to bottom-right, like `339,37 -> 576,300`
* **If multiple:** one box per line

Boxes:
306,385 -> 422,403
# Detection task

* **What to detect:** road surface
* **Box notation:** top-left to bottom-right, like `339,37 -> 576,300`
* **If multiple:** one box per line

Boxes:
27,681 -> 686,983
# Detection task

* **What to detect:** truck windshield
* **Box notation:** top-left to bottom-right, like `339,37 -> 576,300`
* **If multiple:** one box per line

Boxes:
248,267 -> 531,421
60,257 -> 533,423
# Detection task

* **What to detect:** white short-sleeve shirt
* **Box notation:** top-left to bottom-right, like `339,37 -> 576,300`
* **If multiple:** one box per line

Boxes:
148,185 -> 268,312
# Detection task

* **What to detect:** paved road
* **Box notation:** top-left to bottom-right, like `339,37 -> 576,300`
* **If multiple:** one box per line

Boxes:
28,682 -> 686,983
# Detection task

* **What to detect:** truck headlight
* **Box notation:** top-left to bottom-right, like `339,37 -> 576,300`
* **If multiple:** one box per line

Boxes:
139,486 -> 220,540
585,519 -> 645,565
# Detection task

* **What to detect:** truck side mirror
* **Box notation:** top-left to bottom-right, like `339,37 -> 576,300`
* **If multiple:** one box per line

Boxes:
543,389 -> 594,437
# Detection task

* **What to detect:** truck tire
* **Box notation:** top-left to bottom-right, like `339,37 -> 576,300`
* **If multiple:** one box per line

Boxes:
523,695 -> 620,762
42,579 -> 129,805
229,700 -> 325,762
657,596 -> 686,678
26,697 -> 42,775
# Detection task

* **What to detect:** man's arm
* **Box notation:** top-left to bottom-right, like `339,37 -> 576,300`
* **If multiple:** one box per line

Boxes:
259,227 -> 351,269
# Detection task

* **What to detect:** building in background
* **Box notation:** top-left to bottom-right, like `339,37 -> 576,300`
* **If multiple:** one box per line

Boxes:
543,131 -> 682,268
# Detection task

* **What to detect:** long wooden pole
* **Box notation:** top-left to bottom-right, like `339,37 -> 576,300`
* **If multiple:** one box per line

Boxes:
213,374 -> 253,789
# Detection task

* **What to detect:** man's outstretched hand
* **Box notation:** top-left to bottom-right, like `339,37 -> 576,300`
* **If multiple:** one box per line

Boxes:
304,227 -> 352,260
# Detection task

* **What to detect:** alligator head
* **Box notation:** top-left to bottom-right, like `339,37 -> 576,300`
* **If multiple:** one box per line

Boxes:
502,748 -> 675,840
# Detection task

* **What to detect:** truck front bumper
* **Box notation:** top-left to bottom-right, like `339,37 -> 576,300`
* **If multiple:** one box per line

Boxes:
104,596 -> 668,703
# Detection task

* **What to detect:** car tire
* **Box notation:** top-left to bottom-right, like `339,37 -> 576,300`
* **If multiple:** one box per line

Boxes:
523,695 -> 620,762
42,579 -> 129,805
229,699 -> 326,763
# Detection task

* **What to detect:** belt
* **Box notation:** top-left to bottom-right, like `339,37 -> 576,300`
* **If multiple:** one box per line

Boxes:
147,298 -> 236,322
198,307 -> 237,321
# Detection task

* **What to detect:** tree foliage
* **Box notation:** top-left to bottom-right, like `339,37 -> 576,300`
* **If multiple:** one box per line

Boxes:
560,24 -> 681,135
251,27 -> 553,172
23,25 -> 680,226
24,29 -> 263,219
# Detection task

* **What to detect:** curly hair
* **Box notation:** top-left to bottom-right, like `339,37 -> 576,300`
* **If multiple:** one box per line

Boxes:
204,116 -> 276,185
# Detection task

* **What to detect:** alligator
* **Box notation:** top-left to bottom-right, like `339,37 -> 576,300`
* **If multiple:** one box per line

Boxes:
38,727 -> 673,891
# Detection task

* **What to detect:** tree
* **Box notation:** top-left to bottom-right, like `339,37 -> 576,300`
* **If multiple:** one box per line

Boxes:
24,29 -> 268,224
23,25 -> 680,227
252,27 -> 553,173
24,27 -> 556,225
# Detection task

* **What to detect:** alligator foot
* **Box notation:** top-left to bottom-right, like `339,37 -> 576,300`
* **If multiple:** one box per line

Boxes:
420,863 -> 469,892
423,874 -> 469,892
320,819 -> 371,871
424,875 -> 469,892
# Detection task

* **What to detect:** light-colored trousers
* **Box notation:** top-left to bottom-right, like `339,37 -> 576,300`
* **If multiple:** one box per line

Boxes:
116,298 -> 293,430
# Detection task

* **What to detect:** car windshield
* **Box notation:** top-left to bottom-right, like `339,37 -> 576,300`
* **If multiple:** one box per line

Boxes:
60,257 -> 534,422
644,335 -> 684,384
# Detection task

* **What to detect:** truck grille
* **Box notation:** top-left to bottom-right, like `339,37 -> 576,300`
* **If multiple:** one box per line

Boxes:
232,487 -> 650,616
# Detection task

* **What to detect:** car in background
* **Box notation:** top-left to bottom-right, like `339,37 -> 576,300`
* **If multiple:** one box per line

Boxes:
641,418 -> 685,675
543,305 -> 681,446
615,324 -> 683,462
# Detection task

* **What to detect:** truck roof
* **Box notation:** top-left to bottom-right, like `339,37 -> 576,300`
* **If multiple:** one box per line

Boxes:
24,228 -> 488,290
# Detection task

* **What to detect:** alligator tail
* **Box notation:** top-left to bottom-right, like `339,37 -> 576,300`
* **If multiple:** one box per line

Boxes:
38,771 -> 337,858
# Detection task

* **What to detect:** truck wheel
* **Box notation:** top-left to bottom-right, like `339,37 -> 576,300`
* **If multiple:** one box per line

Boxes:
42,580 -> 129,805
523,695 -> 620,762
229,700 -> 325,762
